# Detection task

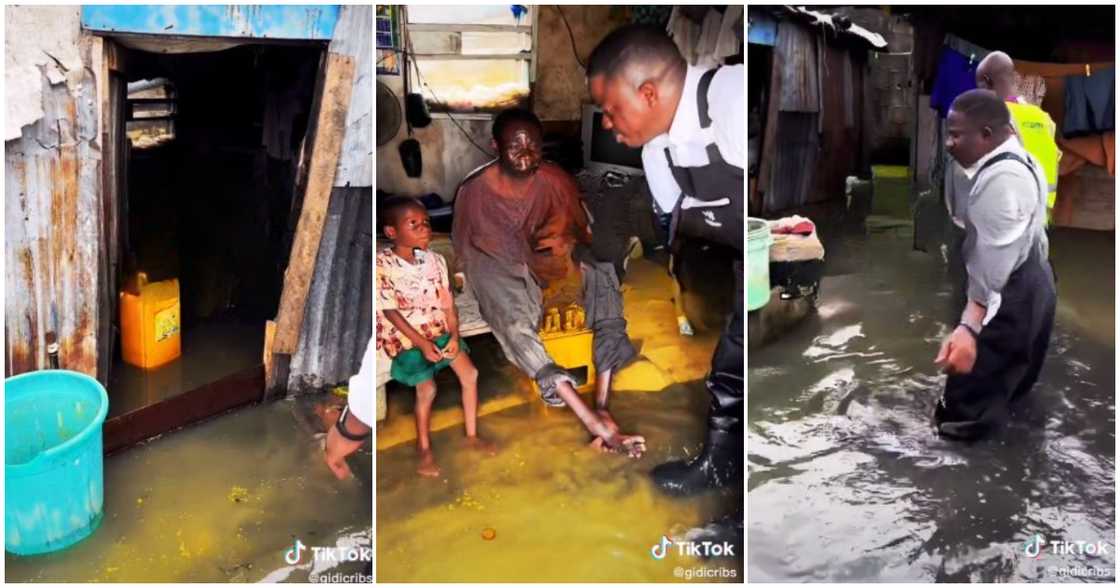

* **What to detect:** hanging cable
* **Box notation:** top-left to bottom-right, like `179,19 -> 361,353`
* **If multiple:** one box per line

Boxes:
401,19 -> 495,158
553,5 -> 586,70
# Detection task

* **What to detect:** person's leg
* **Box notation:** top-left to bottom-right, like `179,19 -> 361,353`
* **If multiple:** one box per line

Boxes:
594,368 -> 618,434
935,272 -> 1033,439
466,260 -> 560,404
324,407 -> 371,480
580,256 -> 637,428
652,261 -> 743,495
1010,262 -> 1058,404
414,379 -> 440,477
325,337 -> 376,480
448,351 -> 496,454
550,378 -> 644,457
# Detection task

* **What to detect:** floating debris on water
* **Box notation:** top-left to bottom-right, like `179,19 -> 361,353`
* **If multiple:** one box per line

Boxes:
481,528 -> 496,541
228,486 -> 250,504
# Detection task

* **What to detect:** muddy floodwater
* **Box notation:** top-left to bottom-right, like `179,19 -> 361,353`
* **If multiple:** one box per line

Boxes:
748,217 -> 1115,582
376,256 -> 743,582
6,399 -> 371,583
377,383 -> 740,582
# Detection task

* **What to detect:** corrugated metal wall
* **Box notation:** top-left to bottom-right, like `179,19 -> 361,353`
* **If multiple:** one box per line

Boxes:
287,187 -> 372,393
284,5 -> 373,394
330,5 -> 373,188
5,7 -> 106,378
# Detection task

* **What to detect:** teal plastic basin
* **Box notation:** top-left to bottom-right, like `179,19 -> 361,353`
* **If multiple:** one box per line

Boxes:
6,370 -> 109,555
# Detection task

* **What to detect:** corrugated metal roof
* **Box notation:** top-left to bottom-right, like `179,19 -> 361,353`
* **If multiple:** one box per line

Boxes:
786,6 -> 888,49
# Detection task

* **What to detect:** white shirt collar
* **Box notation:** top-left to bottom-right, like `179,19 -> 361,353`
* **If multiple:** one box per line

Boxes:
961,136 -> 1021,180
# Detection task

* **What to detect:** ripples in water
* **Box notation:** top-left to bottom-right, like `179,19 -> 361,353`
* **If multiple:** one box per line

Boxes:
748,227 -> 1114,582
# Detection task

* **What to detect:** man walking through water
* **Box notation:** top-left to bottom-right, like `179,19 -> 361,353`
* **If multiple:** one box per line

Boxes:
936,89 -> 1056,440
587,24 -> 744,541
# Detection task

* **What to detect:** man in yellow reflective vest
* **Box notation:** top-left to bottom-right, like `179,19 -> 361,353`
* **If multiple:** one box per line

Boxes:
976,51 -> 1061,220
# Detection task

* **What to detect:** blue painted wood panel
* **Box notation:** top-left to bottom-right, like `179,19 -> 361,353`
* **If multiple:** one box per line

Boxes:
81,5 -> 339,40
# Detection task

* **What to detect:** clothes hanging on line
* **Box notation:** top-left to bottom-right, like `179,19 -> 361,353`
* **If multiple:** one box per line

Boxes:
930,45 -> 979,118
1063,67 -> 1115,137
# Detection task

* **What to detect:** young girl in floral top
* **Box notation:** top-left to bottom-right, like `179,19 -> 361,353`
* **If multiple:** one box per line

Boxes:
377,197 -> 495,477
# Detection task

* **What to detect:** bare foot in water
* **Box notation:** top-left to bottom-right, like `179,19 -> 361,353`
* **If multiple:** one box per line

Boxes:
588,410 -> 623,453
417,448 -> 441,477
589,431 -> 646,459
465,435 -> 498,456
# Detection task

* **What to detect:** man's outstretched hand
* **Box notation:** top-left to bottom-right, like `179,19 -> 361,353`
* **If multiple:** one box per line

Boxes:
935,326 -> 978,375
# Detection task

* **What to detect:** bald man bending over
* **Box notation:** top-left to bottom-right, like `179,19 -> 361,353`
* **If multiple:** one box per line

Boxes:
935,89 -> 1056,440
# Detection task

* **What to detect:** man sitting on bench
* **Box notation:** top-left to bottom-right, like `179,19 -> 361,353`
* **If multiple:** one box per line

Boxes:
452,108 -> 644,457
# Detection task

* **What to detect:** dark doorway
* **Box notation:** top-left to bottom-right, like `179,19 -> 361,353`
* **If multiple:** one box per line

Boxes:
104,40 -> 322,434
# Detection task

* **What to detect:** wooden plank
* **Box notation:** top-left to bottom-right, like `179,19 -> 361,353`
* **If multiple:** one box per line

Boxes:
103,365 -> 264,455
262,319 -> 276,391
272,53 -> 355,358
756,49 -> 784,213
775,20 -> 819,113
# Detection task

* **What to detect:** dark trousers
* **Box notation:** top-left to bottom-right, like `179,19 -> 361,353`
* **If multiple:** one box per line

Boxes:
708,261 -> 744,432
937,246 -> 1057,431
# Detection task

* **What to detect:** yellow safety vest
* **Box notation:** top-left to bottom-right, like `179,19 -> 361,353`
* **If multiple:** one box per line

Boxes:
1007,100 -> 1060,221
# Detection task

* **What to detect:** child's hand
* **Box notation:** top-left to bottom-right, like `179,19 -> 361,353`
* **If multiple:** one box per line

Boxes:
441,337 -> 460,359
418,340 -> 443,363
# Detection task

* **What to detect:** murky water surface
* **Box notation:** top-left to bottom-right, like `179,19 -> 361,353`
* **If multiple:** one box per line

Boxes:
377,256 -> 743,582
748,219 -> 1115,582
7,399 -> 371,583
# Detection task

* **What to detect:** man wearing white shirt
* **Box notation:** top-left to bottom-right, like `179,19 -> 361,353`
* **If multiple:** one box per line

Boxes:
587,25 -> 744,500
935,89 -> 1056,440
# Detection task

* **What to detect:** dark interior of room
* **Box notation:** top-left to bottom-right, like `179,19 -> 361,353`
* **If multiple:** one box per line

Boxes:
108,42 -> 323,417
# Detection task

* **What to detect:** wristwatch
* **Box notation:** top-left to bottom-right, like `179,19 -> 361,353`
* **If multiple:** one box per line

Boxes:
958,321 -> 981,339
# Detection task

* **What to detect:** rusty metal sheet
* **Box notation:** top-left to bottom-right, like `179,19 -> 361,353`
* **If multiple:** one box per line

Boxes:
5,41 -> 103,379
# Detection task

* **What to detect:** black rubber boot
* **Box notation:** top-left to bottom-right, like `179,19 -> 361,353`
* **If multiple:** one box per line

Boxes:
651,415 -> 742,497
652,260 -> 744,496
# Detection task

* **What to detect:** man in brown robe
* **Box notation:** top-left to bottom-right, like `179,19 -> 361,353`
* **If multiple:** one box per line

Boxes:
452,108 -> 643,457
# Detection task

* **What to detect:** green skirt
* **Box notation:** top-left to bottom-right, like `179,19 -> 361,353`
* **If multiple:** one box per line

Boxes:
389,333 -> 469,386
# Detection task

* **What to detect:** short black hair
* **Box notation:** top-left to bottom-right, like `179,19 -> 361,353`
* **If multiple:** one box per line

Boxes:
586,24 -> 685,82
950,89 -> 1011,129
379,196 -> 427,230
491,108 -> 542,143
